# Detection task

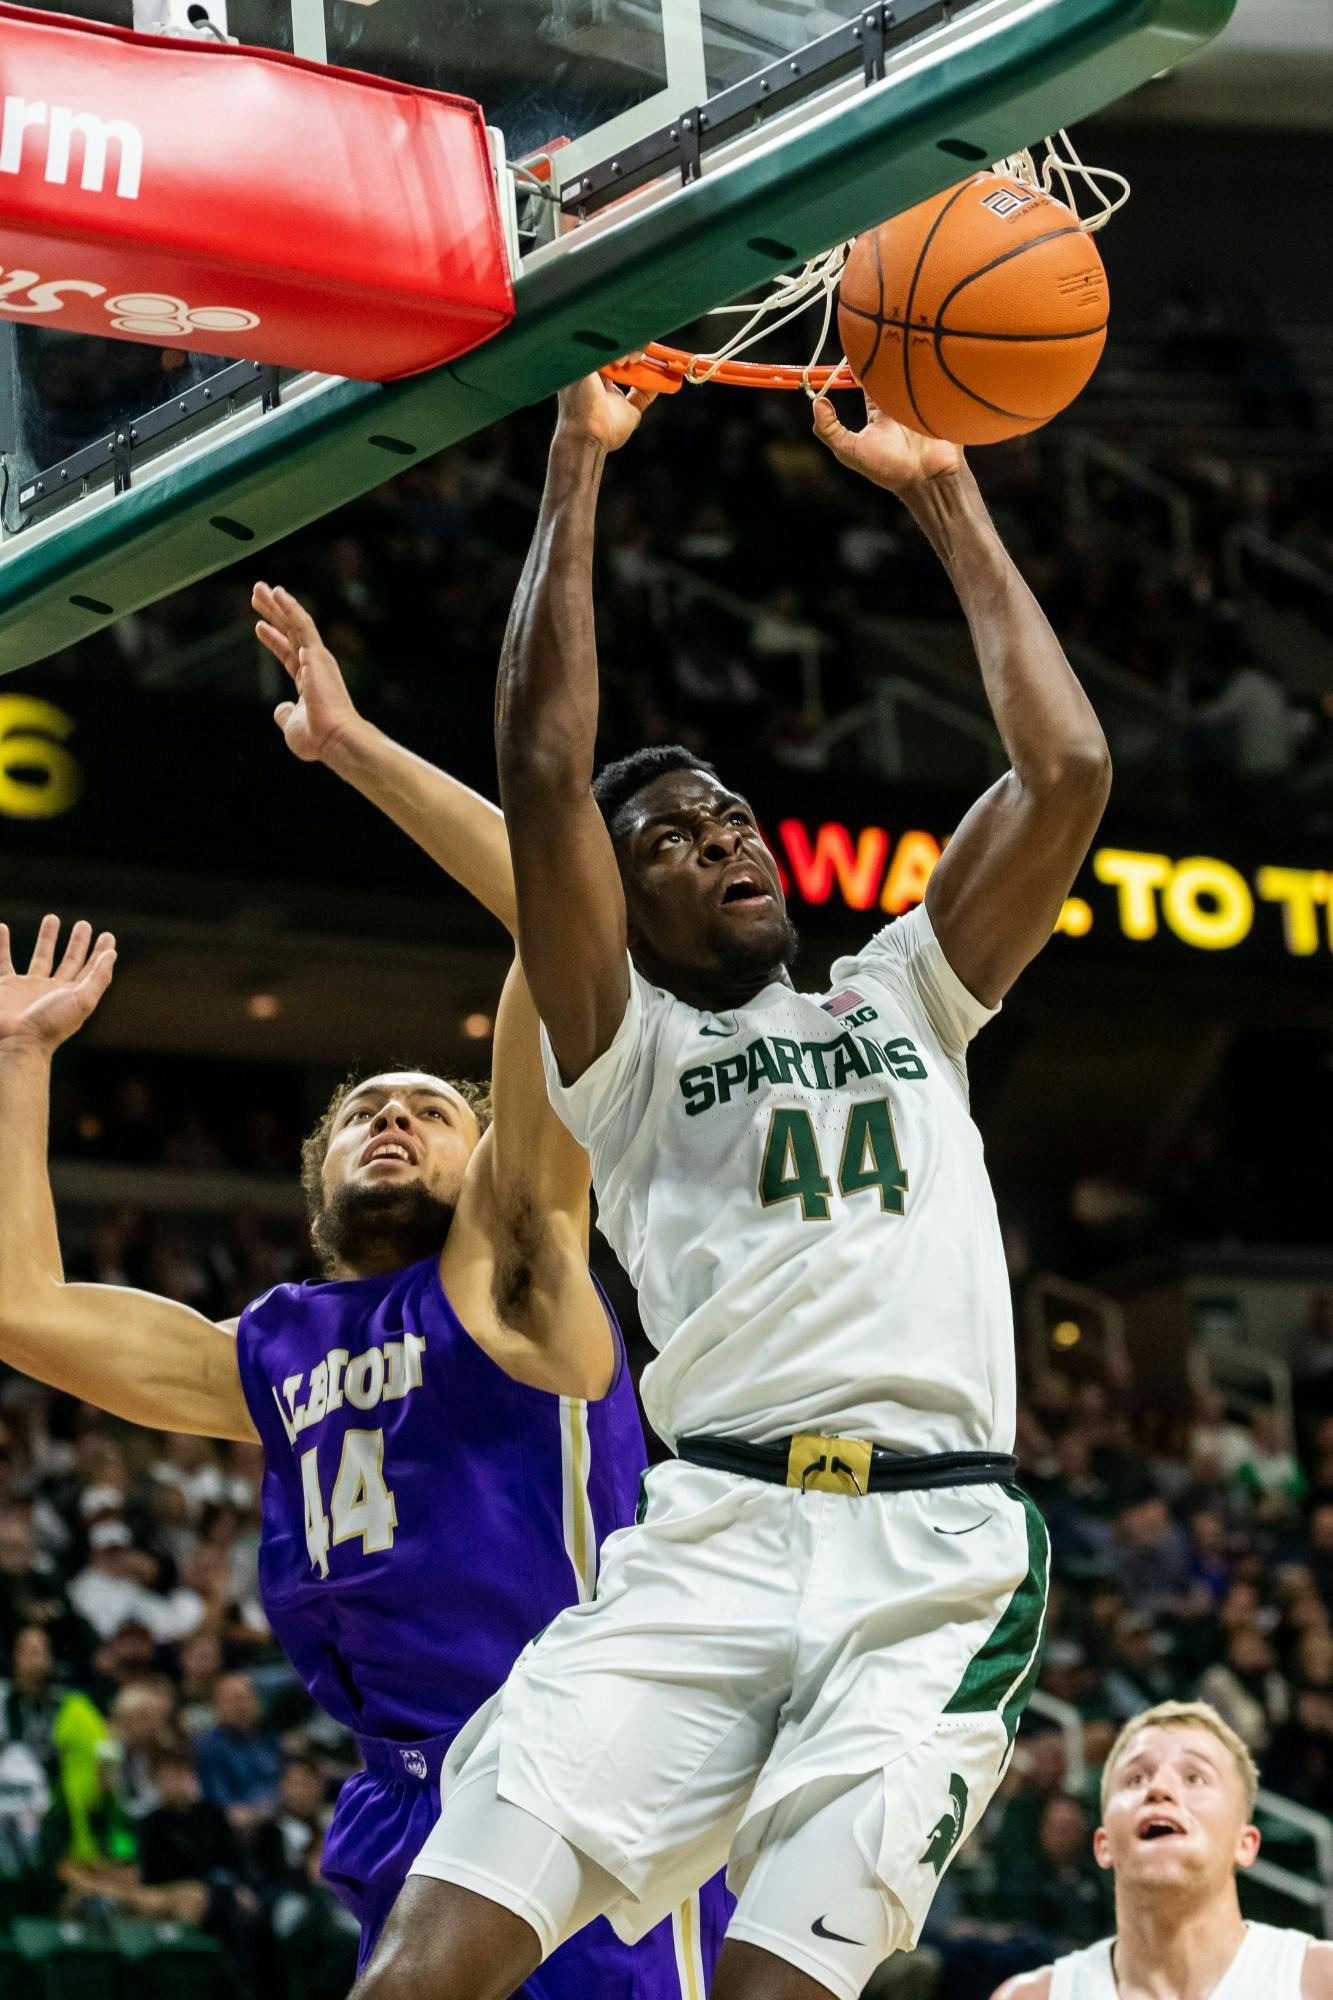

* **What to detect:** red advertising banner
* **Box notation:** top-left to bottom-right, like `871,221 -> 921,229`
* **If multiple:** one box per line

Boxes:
0,3 -> 514,378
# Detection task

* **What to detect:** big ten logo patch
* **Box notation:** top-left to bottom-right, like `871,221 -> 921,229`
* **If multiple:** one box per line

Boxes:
979,185 -> 1041,220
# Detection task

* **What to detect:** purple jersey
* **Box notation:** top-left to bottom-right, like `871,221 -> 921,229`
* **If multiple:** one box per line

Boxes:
235,1255 -> 730,1993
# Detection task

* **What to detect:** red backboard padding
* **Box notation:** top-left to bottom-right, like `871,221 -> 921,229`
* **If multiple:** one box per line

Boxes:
0,3 -> 514,380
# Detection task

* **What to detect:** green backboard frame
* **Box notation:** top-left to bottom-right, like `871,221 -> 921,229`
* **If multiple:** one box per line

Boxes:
0,0 -> 1233,676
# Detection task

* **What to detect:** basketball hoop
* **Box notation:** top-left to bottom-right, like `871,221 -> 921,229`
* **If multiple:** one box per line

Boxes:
604,131 -> 1129,401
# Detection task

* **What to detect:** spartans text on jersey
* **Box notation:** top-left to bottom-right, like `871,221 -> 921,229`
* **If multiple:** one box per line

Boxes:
678,1029 -> 928,1117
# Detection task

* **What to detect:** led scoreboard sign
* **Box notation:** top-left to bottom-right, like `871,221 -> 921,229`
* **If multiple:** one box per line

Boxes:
1,693 -> 1329,967
770,817 -> 1333,963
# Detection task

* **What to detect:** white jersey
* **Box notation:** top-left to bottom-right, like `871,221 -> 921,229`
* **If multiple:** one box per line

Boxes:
542,903 -> 1013,1453
1049,1923 -> 1311,2000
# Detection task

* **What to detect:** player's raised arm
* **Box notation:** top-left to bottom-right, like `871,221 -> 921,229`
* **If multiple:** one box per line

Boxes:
0,917 -> 256,1443
445,959 -> 613,1398
494,375 -> 655,1081
814,395 -> 1111,1008
253,581 -> 517,935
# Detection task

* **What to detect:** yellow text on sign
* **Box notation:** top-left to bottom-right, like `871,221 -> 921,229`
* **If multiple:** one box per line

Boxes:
0,696 -> 81,819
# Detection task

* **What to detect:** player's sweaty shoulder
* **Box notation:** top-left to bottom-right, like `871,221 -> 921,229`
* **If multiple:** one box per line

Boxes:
990,1970 -> 1054,2000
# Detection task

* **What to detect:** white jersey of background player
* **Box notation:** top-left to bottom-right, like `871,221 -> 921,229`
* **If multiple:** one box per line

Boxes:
993,1701 -> 1333,2000
355,381 -> 1112,2000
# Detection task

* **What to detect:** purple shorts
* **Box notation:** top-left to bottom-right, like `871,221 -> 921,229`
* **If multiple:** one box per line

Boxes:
323,1765 -> 732,1992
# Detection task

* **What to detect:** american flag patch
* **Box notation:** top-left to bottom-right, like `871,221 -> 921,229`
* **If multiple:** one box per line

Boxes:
821,989 -> 866,1018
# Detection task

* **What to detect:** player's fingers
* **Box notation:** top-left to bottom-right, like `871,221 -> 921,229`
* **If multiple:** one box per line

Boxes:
252,581 -> 291,636
0,923 -> 12,979
55,918 -> 93,981
811,396 -> 854,457
273,701 -> 297,733
273,587 -> 322,651
256,621 -> 297,676
82,945 -> 117,1000
627,387 -> 658,416
27,914 -> 60,978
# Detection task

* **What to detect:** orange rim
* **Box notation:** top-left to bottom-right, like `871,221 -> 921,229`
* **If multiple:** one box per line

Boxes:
603,342 -> 858,394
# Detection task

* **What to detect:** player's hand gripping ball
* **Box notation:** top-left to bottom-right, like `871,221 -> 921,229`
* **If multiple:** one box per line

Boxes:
838,171 -> 1109,446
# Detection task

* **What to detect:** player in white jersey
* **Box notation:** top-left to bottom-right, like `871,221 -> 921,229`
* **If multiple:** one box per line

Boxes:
353,380 -> 1111,2000
992,1700 -> 1333,2000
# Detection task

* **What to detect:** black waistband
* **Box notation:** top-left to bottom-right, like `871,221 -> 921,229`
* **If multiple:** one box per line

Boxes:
676,1433 -> 1018,1495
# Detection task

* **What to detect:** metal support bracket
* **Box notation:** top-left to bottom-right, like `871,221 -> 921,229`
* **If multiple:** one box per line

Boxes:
860,5 -> 889,84
561,0 -> 944,216
110,430 -> 133,496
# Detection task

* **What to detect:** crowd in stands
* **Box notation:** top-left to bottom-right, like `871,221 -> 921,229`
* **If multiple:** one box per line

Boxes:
25,298 -> 1332,822
3,1125 -> 1333,1994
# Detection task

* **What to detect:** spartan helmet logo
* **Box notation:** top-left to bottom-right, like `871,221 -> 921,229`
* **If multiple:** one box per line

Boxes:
919,1771 -> 969,1875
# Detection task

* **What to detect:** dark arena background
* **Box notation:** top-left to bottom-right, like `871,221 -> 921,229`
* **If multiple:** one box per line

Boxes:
2,6 -> 1333,1996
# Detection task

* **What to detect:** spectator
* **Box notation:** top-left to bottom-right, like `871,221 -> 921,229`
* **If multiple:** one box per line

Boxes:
1197,1628 -> 1290,1752
1234,1408 -> 1307,1521
1108,1496 -> 1191,1617
179,1630 -> 225,1737
1308,1503 -> 1333,1610
194,1672 -> 281,1831
992,1728 -> 1067,1869
138,1743 -> 242,1889
1184,1507 -> 1232,1604
68,1521 -> 204,1644
252,1755 -> 329,1891
0,1731 -> 52,1926
0,1509 -> 79,1657
105,1681 -> 177,1822
1264,1687 -> 1333,1807
138,1745 -> 265,1978
994,1792 -> 1106,1951
1104,1611 -> 1177,1720
1189,652 -> 1301,792
0,1627 -> 63,1775
269,1829 -> 360,2000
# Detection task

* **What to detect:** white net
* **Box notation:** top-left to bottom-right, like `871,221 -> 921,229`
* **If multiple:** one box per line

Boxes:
658,130 -> 1130,395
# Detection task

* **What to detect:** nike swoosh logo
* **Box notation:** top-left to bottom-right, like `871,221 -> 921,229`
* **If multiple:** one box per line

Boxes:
699,1024 -> 732,1037
933,1516 -> 991,1536
811,1916 -> 864,1946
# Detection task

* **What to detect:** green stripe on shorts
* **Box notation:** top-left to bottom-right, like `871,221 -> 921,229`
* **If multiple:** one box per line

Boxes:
942,1484 -> 1049,1743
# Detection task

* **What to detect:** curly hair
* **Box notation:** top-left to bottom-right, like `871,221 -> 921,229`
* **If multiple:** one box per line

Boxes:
592,745 -> 720,843
300,1068 -> 493,1225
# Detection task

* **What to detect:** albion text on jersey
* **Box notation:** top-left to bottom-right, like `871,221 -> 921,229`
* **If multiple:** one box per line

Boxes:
272,1332 -> 427,1445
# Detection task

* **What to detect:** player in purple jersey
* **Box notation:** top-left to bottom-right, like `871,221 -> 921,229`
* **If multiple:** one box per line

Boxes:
0,586 -> 728,1996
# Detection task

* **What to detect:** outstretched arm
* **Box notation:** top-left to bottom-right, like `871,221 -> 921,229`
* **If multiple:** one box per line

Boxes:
443,958 -> 614,1398
495,376 -> 655,1082
0,918 -> 257,1442
253,582 -> 516,934
814,396 -> 1111,1008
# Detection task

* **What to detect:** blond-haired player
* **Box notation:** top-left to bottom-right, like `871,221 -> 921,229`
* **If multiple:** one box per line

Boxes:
992,1700 -> 1333,2000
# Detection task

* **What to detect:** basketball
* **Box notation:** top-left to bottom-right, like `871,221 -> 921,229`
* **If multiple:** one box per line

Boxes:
837,172 -> 1110,445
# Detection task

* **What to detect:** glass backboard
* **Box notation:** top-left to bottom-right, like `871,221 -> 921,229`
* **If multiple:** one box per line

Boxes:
0,0 -> 1235,672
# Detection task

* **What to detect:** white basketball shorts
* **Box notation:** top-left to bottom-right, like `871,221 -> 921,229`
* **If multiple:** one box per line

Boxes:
412,1463 -> 1048,1998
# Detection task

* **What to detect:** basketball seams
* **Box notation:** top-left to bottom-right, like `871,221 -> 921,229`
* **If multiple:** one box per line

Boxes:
900,175 -> 982,438
840,297 -> 1108,344
933,330 -> 1105,427
861,227 -> 889,394
932,225 -> 1101,332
